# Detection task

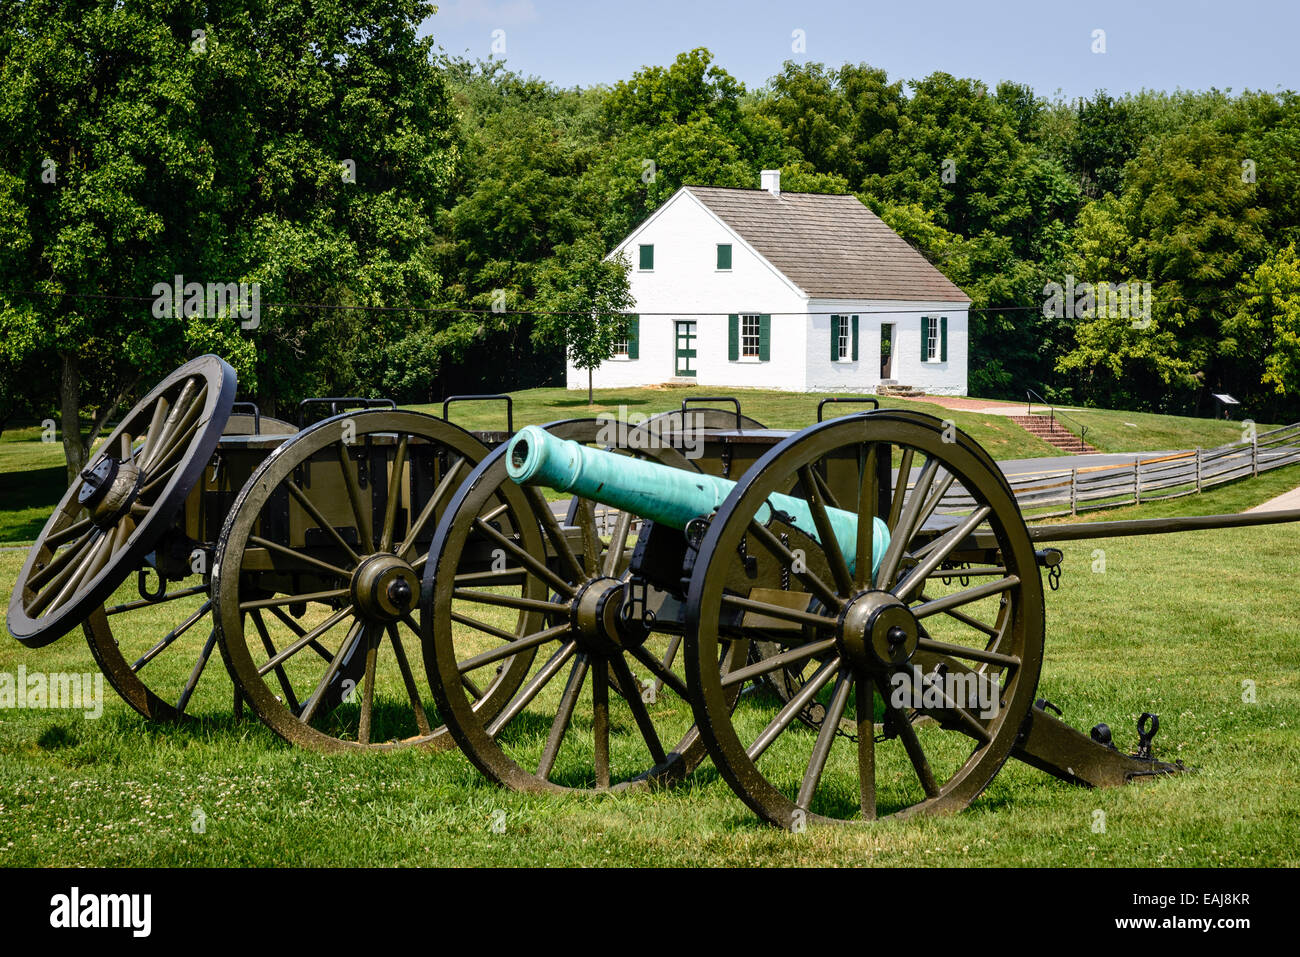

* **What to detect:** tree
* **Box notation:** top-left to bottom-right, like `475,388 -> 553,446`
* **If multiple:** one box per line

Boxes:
0,0 -> 459,481
1228,243 -> 1300,403
532,240 -> 633,403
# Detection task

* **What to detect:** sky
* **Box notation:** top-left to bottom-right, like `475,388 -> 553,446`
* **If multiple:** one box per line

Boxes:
420,0 -> 1300,100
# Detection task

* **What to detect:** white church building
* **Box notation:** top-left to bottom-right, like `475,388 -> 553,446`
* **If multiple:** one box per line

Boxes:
567,171 -> 971,395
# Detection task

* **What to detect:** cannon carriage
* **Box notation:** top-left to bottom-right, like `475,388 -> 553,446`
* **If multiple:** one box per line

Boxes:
9,355 -> 1300,827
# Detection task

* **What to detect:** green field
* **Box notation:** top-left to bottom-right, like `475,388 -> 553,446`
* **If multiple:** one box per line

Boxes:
1,467 -> 1297,867
1048,405 -> 1276,454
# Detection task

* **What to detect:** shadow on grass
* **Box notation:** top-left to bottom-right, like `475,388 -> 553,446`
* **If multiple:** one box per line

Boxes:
0,464 -> 64,540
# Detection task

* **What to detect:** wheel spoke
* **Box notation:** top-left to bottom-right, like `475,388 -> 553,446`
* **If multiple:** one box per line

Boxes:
175,628 -> 218,713
747,656 -> 840,762
853,444 -> 879,590
609,654 -> 667,766
27,529 -> 96,591
131,600 -> 213,671
452,588 -> 560,615
298,618 -> 366,724
473,518 -> 576,597
627,642 -> 690,700
796,666 -> 853,810
893,505 -> 991,601
878,678 -> 939,798
265,604 -> 343,663
258,603 -> 356,675
856,679 -> 876,820
798,464 -> 853,596
250,609 -> 299,712
876,458 -> 938,589
239,588 -> 349,612
397,456 -> 464,561
357,626 -> 381,745
485,640 -> 578,737
810,466 -> 842,511
140,378 -> 197,471
746,520 -> 842,612
284,481 -> 362,566
386,623 -> 432,736
248,535 -> 352,580
537,653 -> 590,780
601,510 -> 634,577
913,577 -> 1019,620
720,593 -> 834,634
887,448 -> 915,532
455,622 -> 571,674
573,498 -> 602,578
592,657 -> 610,788
915,636 -> 1019,669
378,433 -> 409,553
107,583 -> 208,616
137,394 -> 170,466
721,637 -> 836,689
530,487 -> 585,584
335,444 -> 374,553
45,517 -> 92,549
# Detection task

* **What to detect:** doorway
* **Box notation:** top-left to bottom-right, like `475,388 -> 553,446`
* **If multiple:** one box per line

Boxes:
675,321 -> 697,377
880,323 -> 894,378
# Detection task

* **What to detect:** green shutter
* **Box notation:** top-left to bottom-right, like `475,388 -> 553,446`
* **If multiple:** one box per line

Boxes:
728,314 -> 739,361
940,316 -> 948,362
851,316 -> 859,361
759,314 -> 771,361
639,244 -> 653,270
626,315 -> 639,359
717,244 -> 731,270
830,315 -> 840,361
921,316 -> 931,360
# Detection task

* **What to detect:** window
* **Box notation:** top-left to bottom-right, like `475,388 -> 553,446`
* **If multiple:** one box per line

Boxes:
741,314 -> 761,357
612,315 -> 639,359
639,244 -> 654,270
716,244 -> 732,270
922,316 -> 948,362
830,315 -> 858,361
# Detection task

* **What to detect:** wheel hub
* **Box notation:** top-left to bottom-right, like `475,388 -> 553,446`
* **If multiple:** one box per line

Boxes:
838,590 -> 919,673
78,457 -> 141,528
350,554 -> 419,623
571,577 -> 647,655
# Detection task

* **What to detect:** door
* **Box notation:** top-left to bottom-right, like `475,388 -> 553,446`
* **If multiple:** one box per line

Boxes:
880,323 -> 894,378
675,320 -> 697,377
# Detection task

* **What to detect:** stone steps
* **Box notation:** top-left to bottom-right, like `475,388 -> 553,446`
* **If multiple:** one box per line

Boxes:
1008,415 -> 1097,453
876,383 -> 926,397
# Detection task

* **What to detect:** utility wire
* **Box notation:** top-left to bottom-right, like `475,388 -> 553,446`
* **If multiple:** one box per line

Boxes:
0,284 -> 1295,317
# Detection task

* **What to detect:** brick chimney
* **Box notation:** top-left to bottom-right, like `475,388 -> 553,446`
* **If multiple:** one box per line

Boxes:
760,169 -> 781,197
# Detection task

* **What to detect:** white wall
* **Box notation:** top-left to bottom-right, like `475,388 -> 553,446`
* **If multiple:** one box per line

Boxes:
803,299 -> 969,396
567,190 -> 808,391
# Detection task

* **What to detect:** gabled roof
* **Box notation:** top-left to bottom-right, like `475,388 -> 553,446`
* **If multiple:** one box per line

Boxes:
683,186 -> 971,303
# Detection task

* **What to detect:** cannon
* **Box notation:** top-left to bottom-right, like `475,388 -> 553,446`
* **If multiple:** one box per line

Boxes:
422,410 -> 1300,827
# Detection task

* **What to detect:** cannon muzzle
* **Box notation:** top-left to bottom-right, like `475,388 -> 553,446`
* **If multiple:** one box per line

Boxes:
506,425 -> 889,580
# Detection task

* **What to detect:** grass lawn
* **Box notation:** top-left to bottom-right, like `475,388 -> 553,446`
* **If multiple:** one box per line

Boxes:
1050,405 -> 1278,454
1,467 -> 1297,866
0,425 -> 67,543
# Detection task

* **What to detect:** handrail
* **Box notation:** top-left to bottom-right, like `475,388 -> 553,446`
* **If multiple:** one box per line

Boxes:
1026,389 -> 1089,453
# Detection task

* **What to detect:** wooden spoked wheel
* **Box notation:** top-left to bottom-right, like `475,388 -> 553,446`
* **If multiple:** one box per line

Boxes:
212,410 -> 500,752
685,411 -> 1045,827
422,419 -> 747,794
7,355 -> 235,648
82,418 -> 297,721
